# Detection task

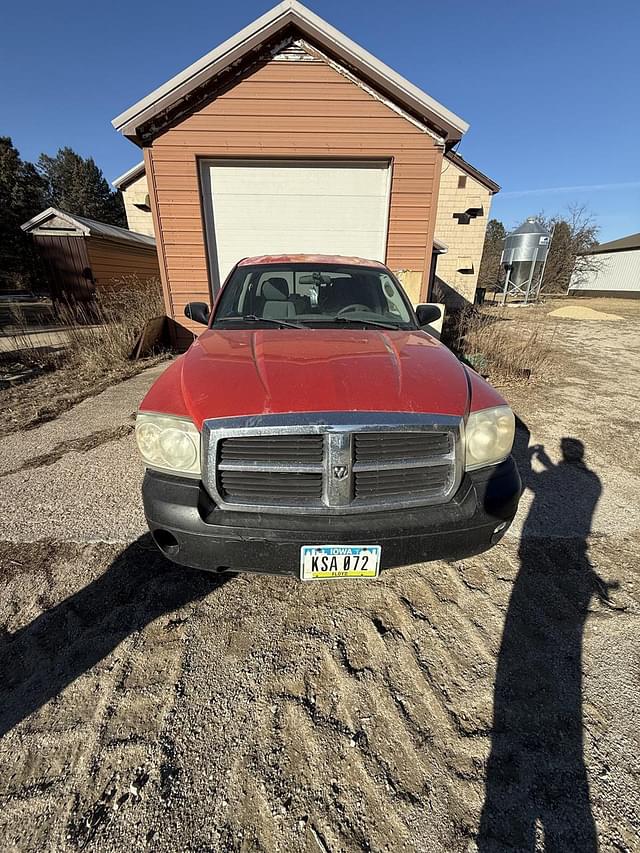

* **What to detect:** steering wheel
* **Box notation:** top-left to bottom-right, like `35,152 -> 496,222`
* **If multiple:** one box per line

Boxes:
337,304 -> 371,315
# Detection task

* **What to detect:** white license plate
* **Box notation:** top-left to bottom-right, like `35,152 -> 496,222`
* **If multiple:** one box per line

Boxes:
300,545 -> 382,581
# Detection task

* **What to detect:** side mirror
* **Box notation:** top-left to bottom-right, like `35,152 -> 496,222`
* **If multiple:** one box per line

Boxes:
184,301 -> 210,326
416,303 -> 442,327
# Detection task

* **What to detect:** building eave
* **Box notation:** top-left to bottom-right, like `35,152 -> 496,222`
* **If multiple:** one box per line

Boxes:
112,0 -> 468,145
112,161 -> 145,189
445,151 -> 500,194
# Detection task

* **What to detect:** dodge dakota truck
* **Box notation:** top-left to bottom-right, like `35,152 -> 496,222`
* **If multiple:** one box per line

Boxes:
135,255 -> 521,580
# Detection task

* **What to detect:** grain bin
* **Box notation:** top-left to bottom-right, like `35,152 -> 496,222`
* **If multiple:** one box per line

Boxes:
501,218 -> 552,303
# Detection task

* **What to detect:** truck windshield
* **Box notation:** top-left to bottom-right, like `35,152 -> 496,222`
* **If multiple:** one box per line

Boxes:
212,264 -> 417,330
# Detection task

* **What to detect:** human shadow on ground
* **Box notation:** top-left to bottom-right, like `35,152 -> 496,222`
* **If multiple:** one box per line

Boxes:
0,535 -> 229,739
478,421 -> 618,851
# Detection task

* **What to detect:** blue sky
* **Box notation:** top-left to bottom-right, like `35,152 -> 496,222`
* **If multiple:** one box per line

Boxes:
2,0 -> 638,241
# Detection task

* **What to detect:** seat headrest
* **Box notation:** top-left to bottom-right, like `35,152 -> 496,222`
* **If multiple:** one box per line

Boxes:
262,277 -> 289,301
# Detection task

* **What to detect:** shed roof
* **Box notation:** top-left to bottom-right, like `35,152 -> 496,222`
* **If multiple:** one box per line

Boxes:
21,207 -> 156,248
112,0 -> 468,145
581,232 -> 640,255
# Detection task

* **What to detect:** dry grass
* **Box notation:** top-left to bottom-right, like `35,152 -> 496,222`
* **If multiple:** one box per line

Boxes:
61,277 -> 166,368
444,305 -> 555,383
0,277 -> 169,433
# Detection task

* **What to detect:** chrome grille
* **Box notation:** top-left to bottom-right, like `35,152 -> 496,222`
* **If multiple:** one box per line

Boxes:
203,412 -> 463,515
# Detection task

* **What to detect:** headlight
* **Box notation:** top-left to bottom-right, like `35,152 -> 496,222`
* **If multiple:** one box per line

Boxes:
464,405 -> 515,471
135,412 -> 201,476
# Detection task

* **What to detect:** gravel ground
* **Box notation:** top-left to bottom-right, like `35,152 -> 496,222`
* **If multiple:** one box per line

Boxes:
0,364 -> 165,542
0,298 -> 638,852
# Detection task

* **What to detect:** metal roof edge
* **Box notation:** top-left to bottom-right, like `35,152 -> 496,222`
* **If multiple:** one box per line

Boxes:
112,0 -> 468,142
579,232 -> 640,255
21,207 -> 156,247
112,161 -> 146,189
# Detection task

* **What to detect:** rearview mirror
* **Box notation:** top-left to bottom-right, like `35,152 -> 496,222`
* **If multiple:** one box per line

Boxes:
184,302 -> 210,326
416,303 -> 442,327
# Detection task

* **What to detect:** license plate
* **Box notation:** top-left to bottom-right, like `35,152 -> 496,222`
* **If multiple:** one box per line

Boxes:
300,545 -> 382,581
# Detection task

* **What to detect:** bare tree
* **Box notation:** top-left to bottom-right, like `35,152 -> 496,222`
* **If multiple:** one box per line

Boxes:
537,204 -> 602,293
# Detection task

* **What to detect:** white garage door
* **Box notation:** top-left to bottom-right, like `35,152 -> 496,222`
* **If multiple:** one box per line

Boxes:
202,159 -> 391,289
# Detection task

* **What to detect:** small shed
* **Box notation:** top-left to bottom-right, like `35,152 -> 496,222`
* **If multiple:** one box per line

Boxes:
21,207 -> 160,304
569,232 -> 640,298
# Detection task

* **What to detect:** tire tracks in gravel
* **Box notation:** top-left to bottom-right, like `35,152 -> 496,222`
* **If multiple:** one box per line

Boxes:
0,423 -> 135,480
1,535 -> 638,851
0,538 -> 220,851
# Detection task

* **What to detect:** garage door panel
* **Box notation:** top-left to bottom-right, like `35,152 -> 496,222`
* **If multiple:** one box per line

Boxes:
205,161 -> 391,286
210,200 -> 386,233
210,165 -> 389,197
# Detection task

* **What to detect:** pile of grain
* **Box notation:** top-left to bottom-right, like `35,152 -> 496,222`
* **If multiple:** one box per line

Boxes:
548,306 -> 624,321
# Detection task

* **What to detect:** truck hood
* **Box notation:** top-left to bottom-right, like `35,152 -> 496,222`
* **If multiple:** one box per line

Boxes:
179,328 -> 470,426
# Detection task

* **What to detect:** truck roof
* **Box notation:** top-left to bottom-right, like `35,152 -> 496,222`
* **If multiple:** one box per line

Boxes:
237,254 -> 387,269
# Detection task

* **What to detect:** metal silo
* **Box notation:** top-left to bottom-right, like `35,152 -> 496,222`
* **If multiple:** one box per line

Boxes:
500,218 -> 552,303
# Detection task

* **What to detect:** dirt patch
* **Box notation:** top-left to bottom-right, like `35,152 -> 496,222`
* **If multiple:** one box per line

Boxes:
548,306 -> 624,320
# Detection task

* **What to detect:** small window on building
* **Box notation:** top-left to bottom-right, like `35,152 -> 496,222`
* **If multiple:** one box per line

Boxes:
457,175 -> 467,189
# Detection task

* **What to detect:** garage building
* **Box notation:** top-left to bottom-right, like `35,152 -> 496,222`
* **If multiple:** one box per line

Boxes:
112,0 -> 473,343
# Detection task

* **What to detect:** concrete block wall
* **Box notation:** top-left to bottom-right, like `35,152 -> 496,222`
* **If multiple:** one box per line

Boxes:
433,160 -> 493,303
121,174 -> 156,237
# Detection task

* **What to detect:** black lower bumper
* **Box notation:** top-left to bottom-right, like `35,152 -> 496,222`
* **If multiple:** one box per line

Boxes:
142,457 -> 521,576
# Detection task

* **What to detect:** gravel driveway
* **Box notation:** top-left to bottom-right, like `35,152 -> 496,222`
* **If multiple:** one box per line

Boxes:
1,300 -> 638,852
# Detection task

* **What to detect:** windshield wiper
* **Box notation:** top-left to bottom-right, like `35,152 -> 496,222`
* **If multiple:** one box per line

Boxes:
216,315 -> 307,330
314,316 -> 406,331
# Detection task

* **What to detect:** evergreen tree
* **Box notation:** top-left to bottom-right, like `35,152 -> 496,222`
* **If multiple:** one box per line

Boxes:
477,219 -> 507,291
38,147 -> 126,227
0,137 -> 47,291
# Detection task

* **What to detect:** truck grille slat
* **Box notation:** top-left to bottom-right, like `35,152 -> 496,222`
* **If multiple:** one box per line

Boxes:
220,435 -> 323,463
354,465 -> 451,498
355,432 -> 451,462
204,415 -> 461,513
220,470 -> 322,501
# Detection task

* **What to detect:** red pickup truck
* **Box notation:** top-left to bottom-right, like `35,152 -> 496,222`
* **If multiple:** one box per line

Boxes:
135,255 -> 520,580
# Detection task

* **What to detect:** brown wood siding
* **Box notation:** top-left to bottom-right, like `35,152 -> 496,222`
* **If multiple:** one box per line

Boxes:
147,56 -> 443,335
32,234 -> 92,301
86,238 -> 160,288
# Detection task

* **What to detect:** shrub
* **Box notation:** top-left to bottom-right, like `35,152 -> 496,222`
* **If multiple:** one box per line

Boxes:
444,306 -> 553,382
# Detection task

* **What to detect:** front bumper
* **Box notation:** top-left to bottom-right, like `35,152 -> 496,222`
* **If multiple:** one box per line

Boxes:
142,456 -> 521,576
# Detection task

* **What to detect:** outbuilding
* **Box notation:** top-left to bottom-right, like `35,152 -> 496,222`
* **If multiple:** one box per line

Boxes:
112,0 -> 475,344
569,231 -> 640,298
21,208 -> 160,305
